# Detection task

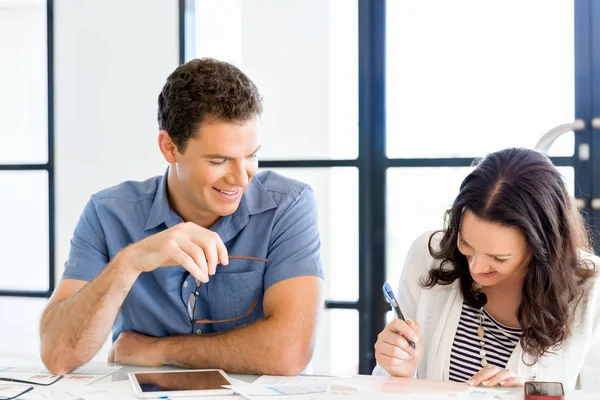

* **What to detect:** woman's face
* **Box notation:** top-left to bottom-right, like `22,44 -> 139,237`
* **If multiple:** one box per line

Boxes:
457,209 -> 531,288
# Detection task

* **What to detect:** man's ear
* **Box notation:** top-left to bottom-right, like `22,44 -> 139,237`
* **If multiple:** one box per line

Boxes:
158,130 -> 179,163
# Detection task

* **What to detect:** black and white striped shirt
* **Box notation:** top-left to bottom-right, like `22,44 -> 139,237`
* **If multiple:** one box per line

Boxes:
449,303 -> 522,383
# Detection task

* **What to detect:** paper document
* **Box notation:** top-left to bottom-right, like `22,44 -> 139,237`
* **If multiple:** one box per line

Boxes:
0,365 -> 122,389
254,375 -> 338,385
466,388 -> 512,400
22,388 -> 81,400
224,382 -> 327,399
0,384 -> 80,400
68,385 -> 140,400
69,379 -> 134,399
327,375 -> 472,399
0,366 -> 119,376
0,384 -> 32,399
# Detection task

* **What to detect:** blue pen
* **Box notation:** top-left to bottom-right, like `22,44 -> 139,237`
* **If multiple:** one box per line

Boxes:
382,282 -> 416,349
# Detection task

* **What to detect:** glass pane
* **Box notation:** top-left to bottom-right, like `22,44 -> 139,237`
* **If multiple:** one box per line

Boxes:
0,171 -> 49,291
386,166 -> 576,286
260,168 -> 358,301
0,1 -> 48,164
312,309 -> 358,375
558,167 -> 574,197
0,298 -> 46,359
386,1 -> 574,158
386,168 -> 469,287
193,0 -> 358,160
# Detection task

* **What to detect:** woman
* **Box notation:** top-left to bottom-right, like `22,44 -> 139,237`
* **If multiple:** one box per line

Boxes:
373,148 -> 600,392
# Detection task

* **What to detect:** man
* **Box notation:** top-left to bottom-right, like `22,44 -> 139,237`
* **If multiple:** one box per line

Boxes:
40,58 -> 324,376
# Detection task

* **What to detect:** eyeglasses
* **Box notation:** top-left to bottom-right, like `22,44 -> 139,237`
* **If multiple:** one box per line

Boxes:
0,386 -> 34,400
186,255 -> 268,325
0,375 -> 64,400
0,376 -> 64,386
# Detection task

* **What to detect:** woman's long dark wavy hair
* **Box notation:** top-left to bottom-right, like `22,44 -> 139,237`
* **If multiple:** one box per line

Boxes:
423,148 -> 596,363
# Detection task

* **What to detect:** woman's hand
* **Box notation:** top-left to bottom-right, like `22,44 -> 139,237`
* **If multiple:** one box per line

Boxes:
374,319 -> 423,377
467,365 -> 524,387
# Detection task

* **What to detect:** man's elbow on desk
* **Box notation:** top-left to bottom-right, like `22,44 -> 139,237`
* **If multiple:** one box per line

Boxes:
40,324 -> 88,375
264,337 -> 314,376
40,344 -> 86,376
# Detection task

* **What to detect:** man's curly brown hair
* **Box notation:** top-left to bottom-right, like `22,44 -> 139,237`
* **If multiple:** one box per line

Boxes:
157,58 -> 263,153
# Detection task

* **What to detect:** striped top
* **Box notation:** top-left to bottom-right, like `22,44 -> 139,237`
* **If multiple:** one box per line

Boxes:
449,303 -> 522,382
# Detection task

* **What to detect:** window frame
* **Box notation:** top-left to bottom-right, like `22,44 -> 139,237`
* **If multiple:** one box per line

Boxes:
0,0 -> 55,298
3,0 -> 597,378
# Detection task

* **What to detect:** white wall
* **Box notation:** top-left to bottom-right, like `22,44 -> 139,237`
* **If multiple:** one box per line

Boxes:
1,0 -> 177,360
53,0 -> 176,282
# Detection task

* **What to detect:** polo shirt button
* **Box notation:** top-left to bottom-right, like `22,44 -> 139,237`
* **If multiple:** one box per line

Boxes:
183,281 -> 188,288
196,328 -> 202,335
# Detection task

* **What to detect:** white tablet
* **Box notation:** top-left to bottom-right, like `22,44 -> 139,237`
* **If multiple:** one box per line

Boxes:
128,369 -> 235,398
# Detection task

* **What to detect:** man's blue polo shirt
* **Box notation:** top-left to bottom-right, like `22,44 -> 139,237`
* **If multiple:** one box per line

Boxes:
62,170 -> 324,340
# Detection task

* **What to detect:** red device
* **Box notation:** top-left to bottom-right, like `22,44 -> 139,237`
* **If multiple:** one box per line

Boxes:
524,381 -> 565,400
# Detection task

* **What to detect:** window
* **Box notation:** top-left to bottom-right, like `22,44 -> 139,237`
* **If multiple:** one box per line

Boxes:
4,0 -> 596,374
187,0 -> 600,374
386,1 -> 575,158
0,0 -> 54,297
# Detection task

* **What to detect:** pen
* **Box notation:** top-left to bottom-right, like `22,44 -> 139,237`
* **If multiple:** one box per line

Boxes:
382,282 -> 416,349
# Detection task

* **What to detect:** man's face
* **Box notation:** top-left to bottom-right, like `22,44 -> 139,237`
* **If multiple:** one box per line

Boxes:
167,116 -> 260,226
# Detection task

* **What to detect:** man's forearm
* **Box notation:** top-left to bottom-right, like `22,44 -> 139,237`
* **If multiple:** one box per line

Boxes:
159,318 -> 313,376
40,251 -> 140,374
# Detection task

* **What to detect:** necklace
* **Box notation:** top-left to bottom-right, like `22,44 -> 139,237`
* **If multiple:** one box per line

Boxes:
471,282 -> 489,367
477,307 -> 488,367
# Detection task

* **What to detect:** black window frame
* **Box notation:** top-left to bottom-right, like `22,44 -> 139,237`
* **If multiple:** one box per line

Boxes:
0,0 -> 55,298
3,0 -> 599,379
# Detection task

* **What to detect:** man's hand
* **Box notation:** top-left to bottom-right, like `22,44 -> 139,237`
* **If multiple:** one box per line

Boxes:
124,222 -> 229,283
467,365 -> 523,387
107,332 -> 166,367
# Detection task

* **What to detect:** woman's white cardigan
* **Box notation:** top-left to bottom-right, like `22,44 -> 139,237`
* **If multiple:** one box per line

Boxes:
373,231 -> 600,392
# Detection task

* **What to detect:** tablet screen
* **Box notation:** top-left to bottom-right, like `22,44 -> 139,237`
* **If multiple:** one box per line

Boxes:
133,371 -> 230,393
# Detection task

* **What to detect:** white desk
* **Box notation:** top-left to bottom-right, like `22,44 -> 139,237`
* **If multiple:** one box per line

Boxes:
1,355 -> 598,400
77,367 -> 600,400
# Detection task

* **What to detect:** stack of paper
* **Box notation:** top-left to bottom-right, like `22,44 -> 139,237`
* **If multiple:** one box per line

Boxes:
223,381 -> 328,399
327,375 -> 472,399
0,365 -> 121,387
225,375 -> 473,400
0,365 -> 122,400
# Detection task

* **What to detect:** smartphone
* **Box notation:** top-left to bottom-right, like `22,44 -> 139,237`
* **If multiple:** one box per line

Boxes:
524,381 -> 564,400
